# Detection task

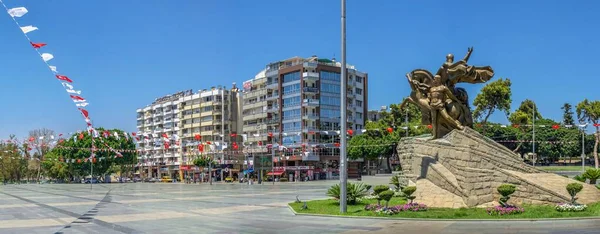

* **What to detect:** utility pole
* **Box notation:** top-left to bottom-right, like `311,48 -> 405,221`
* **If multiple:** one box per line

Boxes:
272,135 -> 275,185
339,0 -> 348,213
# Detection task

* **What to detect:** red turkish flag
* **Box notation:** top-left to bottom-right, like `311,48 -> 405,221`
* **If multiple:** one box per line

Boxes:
164,142 -> 170,149
552,124 -> 560,130
55,75 -> 73,83
78,108 -> 89,119
198,144 -> 204,152
131,132 -> 137,136
233,142 -> 238,150
387,127 -> 393,133
206,141 -> 211,145
268,132 -> 273,137
427,125 -> 433,129
30,42 -> 47,49
258,141 -> 262,146
347,130 -> 353,136
230,133 -> 237,137
79,133 -> 84,139
162,133 -> 168,138
28,137 -> 34,142
335,143 -> 340,147
70,95 -> 85,101
194,134 -> 201,140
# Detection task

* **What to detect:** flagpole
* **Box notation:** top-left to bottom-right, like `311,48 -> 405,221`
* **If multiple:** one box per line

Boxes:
339,0 -> 348,213
90,135 -> 94,190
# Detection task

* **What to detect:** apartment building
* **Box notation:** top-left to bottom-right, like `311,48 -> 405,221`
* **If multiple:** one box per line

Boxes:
241,56 -> 368,180
136,90 -> 190,179
135,85 -> 241,180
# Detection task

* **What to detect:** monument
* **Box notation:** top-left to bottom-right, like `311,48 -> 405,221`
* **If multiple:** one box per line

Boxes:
397,48 -> 600,208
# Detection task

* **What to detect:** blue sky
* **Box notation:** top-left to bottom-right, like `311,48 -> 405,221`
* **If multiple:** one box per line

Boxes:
0,0 -> 598,138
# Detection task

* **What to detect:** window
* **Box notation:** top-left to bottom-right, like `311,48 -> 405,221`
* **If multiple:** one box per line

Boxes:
356,112 -> 363,119
283,109 -> 301,120
283,96 -> 301,107
193,108 -> 201,114
282,83 -> 301,95
355,100 -> 363,107
192,118 -> 201,124
203,106 -> 213,112
321,108 -> 341,118
283,122 -> 301,132
320,71 -> 340,82
201,116 -> 212,122
320,96 -> 340,106
321,83 -> 340,94
356,76 -> 363,83
355,88 -> 362,95
283,71 -> 301,83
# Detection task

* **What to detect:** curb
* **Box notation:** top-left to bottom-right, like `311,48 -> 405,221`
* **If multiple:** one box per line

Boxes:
286,205 -> 600,222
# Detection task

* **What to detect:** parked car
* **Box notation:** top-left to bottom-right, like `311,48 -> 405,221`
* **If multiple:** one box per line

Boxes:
161,176 -> 173,183
133,177 -> 142,183
84,178 -> 99,184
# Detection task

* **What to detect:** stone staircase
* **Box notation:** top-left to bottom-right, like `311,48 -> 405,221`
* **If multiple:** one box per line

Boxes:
398,127 -> 600,207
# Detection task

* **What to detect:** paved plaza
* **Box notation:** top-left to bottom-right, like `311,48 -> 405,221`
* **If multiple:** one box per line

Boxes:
1,181 -> 600,234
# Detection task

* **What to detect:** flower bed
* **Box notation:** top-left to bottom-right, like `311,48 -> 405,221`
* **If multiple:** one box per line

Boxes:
486,205 -> 525,216
365,203 -> 428,215
555,203 -> 588,212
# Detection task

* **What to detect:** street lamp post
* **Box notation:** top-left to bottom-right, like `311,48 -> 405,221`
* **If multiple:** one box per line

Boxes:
532,103 -> 536,167
582,124 -> 587,172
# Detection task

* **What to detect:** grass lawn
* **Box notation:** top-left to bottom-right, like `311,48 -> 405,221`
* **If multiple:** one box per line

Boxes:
536,166 -> 591,172
289,198 -> 600,219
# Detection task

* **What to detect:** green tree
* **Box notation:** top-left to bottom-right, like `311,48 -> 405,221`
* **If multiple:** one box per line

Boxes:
46,128 -> 137,180
508,99 -> 543,155
473,78 -> 512,133
576,99 -> 600,168
562,103 -> 575,126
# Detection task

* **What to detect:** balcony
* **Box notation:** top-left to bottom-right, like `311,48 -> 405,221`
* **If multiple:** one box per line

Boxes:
266,106 -> 279,112
302,113 -> 319,120
303,72 -> 319,80
302,99 -> 319,107
266,94 -> 278,101
302,151 -> 320,161
302,126 -> 320,133
163,118 -> 173,123
303,87 -> 319,93
153,129 -> 163,134
265,119 -> 279,125
137,115 -> 143,120
266,81 -> 278,89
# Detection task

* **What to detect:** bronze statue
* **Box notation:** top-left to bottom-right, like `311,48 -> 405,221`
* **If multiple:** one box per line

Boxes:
401,47 -> 494,139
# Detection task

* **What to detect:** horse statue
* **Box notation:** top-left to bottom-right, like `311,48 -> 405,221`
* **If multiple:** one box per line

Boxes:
400,47 -> 494,139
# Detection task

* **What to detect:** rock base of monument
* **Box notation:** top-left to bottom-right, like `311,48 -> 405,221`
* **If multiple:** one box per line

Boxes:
397,127 -> 600,208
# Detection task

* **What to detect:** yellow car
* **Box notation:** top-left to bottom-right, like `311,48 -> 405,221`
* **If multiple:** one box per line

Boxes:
225,177 -> 234,183
161,177 -> 173,183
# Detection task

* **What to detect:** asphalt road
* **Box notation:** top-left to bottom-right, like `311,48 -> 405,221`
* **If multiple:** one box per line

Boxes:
1,181 -> 599,234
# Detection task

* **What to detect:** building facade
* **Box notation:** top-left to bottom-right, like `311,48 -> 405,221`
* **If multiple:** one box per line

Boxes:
135,85 -> 241,180
241,56 -> 368,180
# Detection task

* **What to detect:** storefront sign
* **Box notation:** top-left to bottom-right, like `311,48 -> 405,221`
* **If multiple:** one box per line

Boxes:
273,166 -> 314,171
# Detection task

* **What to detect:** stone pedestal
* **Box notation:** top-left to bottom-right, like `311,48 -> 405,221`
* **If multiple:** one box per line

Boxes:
398,128 -> 600,208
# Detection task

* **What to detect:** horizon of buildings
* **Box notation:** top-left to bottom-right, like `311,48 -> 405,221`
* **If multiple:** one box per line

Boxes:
135,55 -> 368,181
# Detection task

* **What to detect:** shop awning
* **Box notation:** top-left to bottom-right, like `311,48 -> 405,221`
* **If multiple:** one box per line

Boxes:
266,171 -> 285,176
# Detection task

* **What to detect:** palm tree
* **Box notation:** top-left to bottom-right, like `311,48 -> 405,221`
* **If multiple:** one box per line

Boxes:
576,99 -> 600,168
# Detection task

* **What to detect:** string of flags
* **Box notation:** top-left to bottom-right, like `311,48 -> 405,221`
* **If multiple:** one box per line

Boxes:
2,3 -> 96,135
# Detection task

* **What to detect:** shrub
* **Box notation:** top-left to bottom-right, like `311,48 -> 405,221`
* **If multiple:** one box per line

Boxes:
583,168 -> 600,184
379,190 -> 394,207
497,184 -> 516,207
373,185 -> 390,205
566,183 -> 584,204
279,177 -> 288,182
389,174 -> 408,192
402,186 -> 417,204
326,182 -> 371,205
574,175 -> 586,182
555,203 -> 587,212
486,205 -> 524,216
